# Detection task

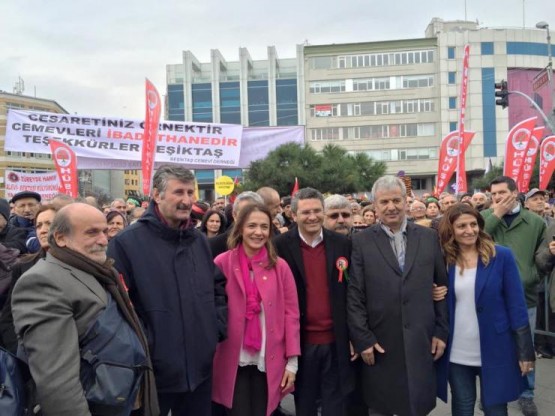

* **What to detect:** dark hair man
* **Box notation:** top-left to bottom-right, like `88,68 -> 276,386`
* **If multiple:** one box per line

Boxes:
482,175 -> 545,416
108,165 -> 227,415
274,187 -> 356,415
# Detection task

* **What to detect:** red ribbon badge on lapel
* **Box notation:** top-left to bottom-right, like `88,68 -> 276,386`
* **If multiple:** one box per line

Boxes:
336,257 -> 349,283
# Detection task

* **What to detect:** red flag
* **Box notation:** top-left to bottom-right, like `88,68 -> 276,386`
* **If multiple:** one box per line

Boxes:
291,177 -> 299,196
455,44 -> 470,194
503,117 -> 537,182
142,79 -> 161,196
516,126 -> 545,192
539,135 -> 555,190
49,139 -> 78,198
435,131 -> 475,196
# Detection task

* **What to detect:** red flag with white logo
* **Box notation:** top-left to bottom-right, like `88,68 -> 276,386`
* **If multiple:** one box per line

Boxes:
503,117 -> 537,182
516,126 -> 545,192
435,130 -> 475,196
49,139 -> 78,198
539,136 -> 555,190
142,79 -> 161,196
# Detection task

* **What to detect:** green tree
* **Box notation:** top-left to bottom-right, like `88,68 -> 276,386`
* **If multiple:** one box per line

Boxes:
243,143 -> 386,195
470,164 -> 503,191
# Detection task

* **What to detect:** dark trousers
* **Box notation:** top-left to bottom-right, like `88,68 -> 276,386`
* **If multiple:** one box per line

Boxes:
159,377 -> 212,416
295,343 -> 346,416
448,363 -> 507,416
228,365 -> 268,416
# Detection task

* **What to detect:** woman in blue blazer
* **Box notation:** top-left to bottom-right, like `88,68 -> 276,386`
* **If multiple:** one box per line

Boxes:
436,203 -> 535,416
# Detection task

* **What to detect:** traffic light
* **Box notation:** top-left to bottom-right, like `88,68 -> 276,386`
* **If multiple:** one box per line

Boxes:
495,80 -> 509,109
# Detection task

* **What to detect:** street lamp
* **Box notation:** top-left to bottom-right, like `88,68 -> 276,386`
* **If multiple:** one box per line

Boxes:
536,21 -> 555,127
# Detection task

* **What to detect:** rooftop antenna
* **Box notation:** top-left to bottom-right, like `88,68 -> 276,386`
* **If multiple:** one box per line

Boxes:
13,76 -> 24,95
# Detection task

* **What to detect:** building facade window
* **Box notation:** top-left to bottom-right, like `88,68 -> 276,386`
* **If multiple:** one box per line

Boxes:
191,83 -> 213,123
248,80 -> 270,126
276,79 -> 298,126
481,42 -> 494,55
448,72 -> 456,84
310,49 -> 435,70
449,97 -> 457,109
364,147 -> 438,161
309,99 -> 435,118
450,122 -> 458,131
310,123 -> 435,141
309,75 -> 434,94
220,81 -> 241,125
448,47 -> 455,59
168,84 -> 185,121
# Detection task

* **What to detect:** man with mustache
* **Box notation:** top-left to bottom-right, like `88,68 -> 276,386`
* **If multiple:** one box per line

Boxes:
11,203 -> 158,415
323,194 -> 353,236
108,165 -> 228,416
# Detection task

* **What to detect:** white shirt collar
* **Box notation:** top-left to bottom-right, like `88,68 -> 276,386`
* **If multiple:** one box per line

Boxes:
298,228 -> 324,248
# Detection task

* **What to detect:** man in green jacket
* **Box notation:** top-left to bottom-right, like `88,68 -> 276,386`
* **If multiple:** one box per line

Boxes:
481,176 -> 545,416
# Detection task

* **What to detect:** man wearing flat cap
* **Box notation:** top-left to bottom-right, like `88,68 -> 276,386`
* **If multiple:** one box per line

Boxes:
525,188 -> 553,226
9,191 -> 41,253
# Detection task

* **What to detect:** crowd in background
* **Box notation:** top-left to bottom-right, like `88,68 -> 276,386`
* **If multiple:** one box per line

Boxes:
0,171 -> 554,416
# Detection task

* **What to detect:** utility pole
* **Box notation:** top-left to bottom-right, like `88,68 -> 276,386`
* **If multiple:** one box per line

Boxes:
536,21 -> 555,130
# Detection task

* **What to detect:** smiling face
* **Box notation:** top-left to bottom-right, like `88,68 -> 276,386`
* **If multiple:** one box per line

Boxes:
363,209 -> 376,225
153,178 -> 195,228
241,210 -> 270,257
452,213 -> 480,249
107,214 -> 125,239
293,198 -> 325,239
375,187 -> 406,232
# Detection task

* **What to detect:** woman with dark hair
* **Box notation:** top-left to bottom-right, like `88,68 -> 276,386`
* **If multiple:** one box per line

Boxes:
106,209 -> 127,240
436,203 -> 535,416
200,209 -> 227,238
425,199 -> 440,219
212,203 -> 300,416
361,205 -> 376,225
0,204 -> 58,352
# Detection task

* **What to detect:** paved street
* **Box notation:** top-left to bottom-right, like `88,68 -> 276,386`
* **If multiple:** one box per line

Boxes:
281,355 -> 555,415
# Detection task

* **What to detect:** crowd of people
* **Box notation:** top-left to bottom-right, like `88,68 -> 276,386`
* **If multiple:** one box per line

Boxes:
0,166 -> 553,416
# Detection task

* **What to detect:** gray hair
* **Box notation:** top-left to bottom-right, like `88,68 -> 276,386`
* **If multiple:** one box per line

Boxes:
291,187 -> 324,214
110,198 -> 125,207
324,194 -> 350,212
371,176 -> 406,200
152,164 -> 195,196
233,191 -> 264,215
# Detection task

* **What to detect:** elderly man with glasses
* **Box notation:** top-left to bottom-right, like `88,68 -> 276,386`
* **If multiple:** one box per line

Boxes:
323,194 -> 353,236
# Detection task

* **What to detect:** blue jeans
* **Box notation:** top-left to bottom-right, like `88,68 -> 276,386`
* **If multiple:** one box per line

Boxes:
449,363 -> 507,416
521,307 -> 536,399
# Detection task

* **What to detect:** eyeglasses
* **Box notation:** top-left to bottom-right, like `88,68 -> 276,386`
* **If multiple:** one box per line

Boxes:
327,212 -> 351,219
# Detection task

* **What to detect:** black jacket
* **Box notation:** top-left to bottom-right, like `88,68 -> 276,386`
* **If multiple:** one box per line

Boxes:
0,223 -> 27,254
108,202 -> 227,393
273,226 -> 355,396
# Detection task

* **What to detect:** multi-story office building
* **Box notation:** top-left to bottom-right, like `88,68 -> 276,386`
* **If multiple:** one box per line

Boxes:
0,90 -> 129,200
167,19 -> 555,193
304,18 -> 554,191
166,47 -> 302,199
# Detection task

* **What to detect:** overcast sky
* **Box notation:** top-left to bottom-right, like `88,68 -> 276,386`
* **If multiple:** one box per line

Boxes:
1,0 -> 553,118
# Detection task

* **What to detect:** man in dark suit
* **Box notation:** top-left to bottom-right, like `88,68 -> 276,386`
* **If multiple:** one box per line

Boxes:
274,187 -> 355,416
347,175 -> 449,416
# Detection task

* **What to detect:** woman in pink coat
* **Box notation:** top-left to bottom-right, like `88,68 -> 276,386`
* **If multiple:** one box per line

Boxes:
213,202 -> 301,416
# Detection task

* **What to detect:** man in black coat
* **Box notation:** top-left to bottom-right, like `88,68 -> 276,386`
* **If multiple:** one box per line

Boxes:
274,187 -> 355,416
0,198 -> 27,253
108,165 -> 227,416
347,175 -> 448,416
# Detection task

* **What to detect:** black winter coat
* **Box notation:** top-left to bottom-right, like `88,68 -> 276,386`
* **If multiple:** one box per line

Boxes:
108,203 -> 227,393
